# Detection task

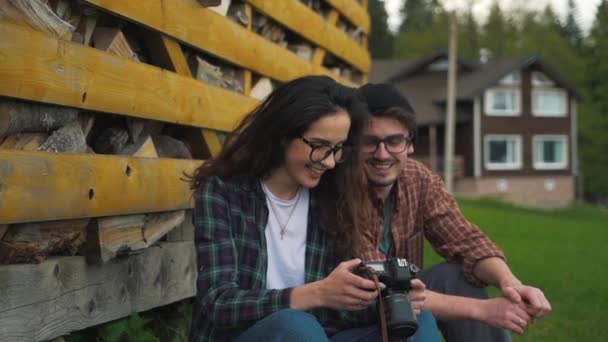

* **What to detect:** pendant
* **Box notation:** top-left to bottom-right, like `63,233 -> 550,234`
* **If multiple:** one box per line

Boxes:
280,229 -> 285,240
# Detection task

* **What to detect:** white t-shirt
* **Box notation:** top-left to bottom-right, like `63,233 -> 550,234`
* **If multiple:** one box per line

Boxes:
261,183 -> 309,290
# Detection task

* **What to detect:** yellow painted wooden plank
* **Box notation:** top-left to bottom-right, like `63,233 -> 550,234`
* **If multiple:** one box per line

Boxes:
83,0 -> 356,85
0,150 -> 203,224
0,20 -> 257,132
161,36 -> 192,77
325,0 -> 370,33
312,10 -> 339,66
246,0 -> 370,72
202,130 -> 222,157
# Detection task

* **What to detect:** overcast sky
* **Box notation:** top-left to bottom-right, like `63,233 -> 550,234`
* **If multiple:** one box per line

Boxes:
384,0 -> 602,32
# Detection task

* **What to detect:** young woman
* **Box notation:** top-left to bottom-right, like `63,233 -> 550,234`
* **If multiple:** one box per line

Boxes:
187,76 -> 427,342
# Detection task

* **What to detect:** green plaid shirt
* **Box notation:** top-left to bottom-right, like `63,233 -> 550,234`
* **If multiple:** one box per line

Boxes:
189,176 -> 371,342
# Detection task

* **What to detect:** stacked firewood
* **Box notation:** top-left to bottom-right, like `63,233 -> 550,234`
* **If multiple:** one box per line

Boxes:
0,0 -> 199,265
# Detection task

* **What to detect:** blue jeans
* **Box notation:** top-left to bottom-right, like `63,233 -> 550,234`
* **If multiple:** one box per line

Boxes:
236,309 -> 441,342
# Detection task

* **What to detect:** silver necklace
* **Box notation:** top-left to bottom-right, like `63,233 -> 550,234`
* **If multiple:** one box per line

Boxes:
265,186 -> 302,240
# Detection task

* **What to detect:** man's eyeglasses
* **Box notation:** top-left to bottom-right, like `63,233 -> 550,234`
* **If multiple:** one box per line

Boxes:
299,135 -> 347,163
360,134 -> 413,154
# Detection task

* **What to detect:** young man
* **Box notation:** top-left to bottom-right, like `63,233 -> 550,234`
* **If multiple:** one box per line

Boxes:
356,83 -> 551,341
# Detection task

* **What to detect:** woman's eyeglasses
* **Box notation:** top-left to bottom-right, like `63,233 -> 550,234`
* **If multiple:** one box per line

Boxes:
299,135 -> 347,163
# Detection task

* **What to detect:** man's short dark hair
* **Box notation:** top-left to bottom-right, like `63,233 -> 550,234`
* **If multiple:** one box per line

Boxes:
358,83 -> 417,139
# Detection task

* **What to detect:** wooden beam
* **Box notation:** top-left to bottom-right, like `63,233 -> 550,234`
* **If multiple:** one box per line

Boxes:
161,36 -> 192,77
0,150 -> 201,224
0,241 -> 195,342
0,20 -> 258,132
324,0 -> 370,33
202,129 -> 223,157
312,10 -> 339,66
246,0 -> 370,72
81,0 -> 356,85
243,3 -> 253,96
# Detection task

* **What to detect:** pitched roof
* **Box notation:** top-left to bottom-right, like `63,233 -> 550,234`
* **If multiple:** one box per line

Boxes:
369,52 -> 582,125
368,59 -> 414,83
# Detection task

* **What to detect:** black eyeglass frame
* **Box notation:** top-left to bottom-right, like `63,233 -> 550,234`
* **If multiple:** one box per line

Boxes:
360,134 -> 414,154
298,135 -> 348,163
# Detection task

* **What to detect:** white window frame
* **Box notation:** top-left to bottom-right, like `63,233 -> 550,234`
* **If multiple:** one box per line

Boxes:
484,134 -> 523,170
532,89 -> 568,117
533,135 -> 569,170
484,88 -> 521,116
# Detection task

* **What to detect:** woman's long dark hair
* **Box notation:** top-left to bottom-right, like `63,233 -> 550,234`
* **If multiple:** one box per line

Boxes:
187,75 -> 370,257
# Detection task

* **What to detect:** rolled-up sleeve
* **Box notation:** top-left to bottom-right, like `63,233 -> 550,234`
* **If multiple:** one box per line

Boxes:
420,172 -> 505,287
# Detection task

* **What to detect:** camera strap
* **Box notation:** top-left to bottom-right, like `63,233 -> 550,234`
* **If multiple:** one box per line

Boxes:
361,266 -> 389,342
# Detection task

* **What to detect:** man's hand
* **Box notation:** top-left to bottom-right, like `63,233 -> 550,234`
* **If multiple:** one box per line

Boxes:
474,297 -> 532,334
408,279 -> 426,315
502,284 -> 552,320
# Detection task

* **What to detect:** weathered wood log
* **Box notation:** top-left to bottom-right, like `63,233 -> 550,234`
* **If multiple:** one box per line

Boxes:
94,126 -> 129,154
78,112 -> 95,138
152,135 -> 193,159
194,56 -> 225,88
0,225 -> 7,240
0,0 -> 73,38
0,218 -> 88,265
166,211 -> 194,242
0,241 -> 195,342
250,77 -> 274,101
118,134 -> 158,158
85,214 -> 146,264
197,0 -> 221,6
180,127 -> 211,159
126,117 -> 145,143
92,27 -> 138,60
227,2 -> 248,26
38,121 -> 87,153
143,211 -> 186,244
289,43 -> 314,61
85,211 -> 186,264
0,133 -> 48,151
73,8 -> 97,46
0,100 -> 79,139
205,0 -> 230,16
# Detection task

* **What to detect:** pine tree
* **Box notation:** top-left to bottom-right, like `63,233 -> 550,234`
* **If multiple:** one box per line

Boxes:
398,0 -> 439,33
459,9 -> 480,61
580,0 -> 608,200
561,0 -> 584,50
481,1 -> 511,57
368,0 -> 394,58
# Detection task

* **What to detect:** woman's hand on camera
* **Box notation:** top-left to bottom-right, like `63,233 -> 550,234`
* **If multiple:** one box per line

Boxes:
408,279 -> 426,315
318,259 -> 379,311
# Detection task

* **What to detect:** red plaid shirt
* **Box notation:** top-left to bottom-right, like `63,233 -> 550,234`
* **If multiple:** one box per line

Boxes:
359,159 -> 505,286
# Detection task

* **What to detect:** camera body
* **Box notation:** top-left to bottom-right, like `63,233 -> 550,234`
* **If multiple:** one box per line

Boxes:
356,258 -> 420,339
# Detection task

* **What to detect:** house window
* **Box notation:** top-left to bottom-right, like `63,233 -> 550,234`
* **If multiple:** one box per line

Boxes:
484,135 -> 522,170
532,89 -> 567,117
533,135 -> 568,170
485,89 -> 521,116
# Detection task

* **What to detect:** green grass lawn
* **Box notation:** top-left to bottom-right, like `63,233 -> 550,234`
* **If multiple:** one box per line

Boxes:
424,199 -> 608,341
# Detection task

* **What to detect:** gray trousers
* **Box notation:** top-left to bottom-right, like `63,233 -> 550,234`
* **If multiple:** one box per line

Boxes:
419,262 -> 512,342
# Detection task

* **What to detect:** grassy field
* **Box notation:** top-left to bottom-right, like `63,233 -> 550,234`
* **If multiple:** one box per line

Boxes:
424,199 -> 608,341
